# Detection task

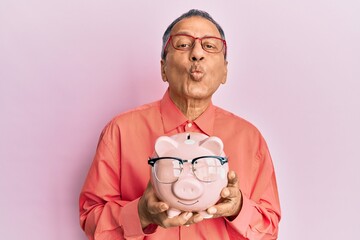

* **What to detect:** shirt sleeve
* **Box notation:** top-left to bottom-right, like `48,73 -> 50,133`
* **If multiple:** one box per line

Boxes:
79,122 -> 156,240
225,135 -> 281,240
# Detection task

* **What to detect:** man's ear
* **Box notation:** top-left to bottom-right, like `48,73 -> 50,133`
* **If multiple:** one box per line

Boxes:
221,60 -> 228,84
160,59 -> 167,82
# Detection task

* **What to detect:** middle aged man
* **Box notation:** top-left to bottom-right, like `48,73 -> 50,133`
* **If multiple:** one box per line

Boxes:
79,9 -> 281,240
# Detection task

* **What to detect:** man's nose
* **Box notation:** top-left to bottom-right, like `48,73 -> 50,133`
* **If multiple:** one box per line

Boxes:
190,39 -> 205,61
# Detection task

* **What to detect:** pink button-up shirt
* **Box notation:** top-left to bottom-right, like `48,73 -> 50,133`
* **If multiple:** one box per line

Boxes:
79,90 -> 281,239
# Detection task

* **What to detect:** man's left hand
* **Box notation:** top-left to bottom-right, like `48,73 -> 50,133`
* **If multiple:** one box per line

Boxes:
206,170 -> 242,219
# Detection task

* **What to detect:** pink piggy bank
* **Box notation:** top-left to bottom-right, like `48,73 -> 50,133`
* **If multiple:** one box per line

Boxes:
148,132 -> 228,218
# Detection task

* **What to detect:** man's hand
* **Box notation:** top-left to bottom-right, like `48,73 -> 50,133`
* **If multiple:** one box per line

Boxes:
206,171 -> 242,219
138,182 -> 204,229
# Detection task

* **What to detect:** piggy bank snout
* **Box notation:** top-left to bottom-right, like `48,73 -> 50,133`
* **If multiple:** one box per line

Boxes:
172,178 -> 204,200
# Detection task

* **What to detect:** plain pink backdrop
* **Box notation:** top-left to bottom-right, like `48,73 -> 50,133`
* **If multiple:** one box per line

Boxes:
1,1 -> 359,239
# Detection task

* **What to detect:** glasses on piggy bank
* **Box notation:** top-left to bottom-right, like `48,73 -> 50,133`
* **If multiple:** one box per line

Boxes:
148,156 -> 228,183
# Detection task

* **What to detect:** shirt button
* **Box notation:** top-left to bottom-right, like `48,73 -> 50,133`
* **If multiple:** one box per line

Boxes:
187,122 -> 192,128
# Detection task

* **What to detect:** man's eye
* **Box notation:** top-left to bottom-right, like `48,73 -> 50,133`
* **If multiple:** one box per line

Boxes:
177,43 -> 191,49
203,43 -> 216,50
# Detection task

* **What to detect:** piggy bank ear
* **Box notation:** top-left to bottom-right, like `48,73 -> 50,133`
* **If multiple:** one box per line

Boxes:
199,136 -> 224,155
155,136 -> 178,156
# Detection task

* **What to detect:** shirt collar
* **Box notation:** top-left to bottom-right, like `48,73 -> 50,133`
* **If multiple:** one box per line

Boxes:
160,89 -> 215,136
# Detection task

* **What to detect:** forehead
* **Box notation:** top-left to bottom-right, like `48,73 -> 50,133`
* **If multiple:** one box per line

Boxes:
171,16 -> 221,38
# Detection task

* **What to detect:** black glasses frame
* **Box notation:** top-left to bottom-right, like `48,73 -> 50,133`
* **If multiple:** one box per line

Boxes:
148,156 -> 228,167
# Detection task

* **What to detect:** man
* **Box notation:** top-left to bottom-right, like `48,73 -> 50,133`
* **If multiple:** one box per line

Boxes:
79,9 -> 281,240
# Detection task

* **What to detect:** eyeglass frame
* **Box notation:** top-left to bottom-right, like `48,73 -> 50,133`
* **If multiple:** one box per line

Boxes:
148,155 -> 228,183
163,33 -> 227,57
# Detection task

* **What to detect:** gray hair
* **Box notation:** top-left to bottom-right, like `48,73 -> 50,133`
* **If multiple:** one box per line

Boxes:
161,9 -> 226,60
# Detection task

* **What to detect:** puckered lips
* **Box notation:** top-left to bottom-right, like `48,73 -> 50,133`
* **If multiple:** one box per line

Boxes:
189,65 -> 205,81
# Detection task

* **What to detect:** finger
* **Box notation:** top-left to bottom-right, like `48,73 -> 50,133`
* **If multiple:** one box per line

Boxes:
148,201 -> 169,215
209,201 -> 232,217
161,212 -> 193,228
208,197 -> 241,218
207,188 -> 242,217
227,171 -> 239,187
207,206 -> 218,216
221,186 -> 240,199
184,213 -> 204,225
145,183 -> 169,214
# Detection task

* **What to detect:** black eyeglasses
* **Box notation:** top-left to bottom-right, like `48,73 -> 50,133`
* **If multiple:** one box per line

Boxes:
164,34 -> 227,55
148,156 -> 228,183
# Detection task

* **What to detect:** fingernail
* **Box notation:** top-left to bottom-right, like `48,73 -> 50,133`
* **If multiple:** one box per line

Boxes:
185,212 -> 193,219
160,204 -> 168,211
208,207 -> 217,214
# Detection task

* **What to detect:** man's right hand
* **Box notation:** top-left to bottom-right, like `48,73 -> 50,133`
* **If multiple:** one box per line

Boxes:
138,182 -> 204,229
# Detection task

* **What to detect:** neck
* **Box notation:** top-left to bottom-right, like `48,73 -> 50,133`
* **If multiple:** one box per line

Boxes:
169,92 -> 211,121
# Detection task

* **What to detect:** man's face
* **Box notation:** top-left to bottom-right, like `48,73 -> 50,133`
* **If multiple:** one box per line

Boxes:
161,16 -> 228,103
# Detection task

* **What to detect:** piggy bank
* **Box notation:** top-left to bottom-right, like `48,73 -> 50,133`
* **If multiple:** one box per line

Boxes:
148,132 -> 228,218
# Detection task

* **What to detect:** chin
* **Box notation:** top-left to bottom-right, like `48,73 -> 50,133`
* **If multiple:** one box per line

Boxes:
188,90 -> 213,100
186,93 -> 208,100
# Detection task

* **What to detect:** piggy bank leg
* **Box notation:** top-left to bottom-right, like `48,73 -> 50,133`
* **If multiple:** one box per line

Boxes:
167,208 -> 182,218
199,211 -> 213,219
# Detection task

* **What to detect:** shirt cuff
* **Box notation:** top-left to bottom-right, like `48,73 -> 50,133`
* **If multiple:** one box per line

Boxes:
119,198 -> 157,238
226,194 -> 254,234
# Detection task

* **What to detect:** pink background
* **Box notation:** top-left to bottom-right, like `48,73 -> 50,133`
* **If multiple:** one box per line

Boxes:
1,0 -> 359,239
